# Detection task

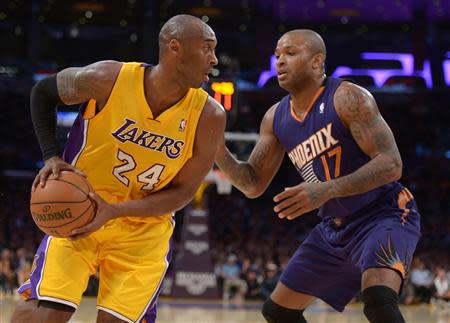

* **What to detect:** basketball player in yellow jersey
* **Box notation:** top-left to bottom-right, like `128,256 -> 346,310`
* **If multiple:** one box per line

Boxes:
12,15 -> 225,323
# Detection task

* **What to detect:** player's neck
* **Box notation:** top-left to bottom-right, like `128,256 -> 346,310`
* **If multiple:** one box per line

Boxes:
144,65 -> 190,118
290,75 -> 325,116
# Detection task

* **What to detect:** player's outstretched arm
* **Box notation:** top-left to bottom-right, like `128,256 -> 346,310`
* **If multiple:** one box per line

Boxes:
329,81 -> 402,197
70,97 -> 227,239
215,104 -> 285,198
31,61 -> 121,189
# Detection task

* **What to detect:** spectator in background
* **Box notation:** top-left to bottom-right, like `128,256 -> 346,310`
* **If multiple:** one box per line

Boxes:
0,249 -> 16,294
261,263 -> 279,299
219,254 -> 248,301
410,258 -> 434,303
244,268 -> 263,300
433,266 -> 450,303
14,247 -> 32,287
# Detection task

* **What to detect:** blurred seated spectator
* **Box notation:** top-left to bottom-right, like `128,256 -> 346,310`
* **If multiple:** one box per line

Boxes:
261,263 -> 280,299
0,249 -> 16,294
219,254 -> 247,301
433,266 -> 450,302
410,258 -> 434,303
244,268 -> 263,300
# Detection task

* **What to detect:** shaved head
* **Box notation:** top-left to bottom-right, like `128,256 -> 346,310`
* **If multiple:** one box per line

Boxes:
275,29 -> 327,92
159,14 -> 214,54
281,29 -> 326,57
156,14 -> 218,88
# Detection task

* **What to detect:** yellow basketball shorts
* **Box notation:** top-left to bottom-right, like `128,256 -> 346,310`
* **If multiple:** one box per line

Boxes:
18,217 -> 174,323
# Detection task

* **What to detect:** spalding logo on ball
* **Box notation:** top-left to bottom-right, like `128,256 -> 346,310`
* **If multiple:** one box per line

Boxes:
30,171 -> 97,238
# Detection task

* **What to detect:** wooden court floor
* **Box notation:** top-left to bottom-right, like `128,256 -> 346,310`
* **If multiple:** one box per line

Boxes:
1,295 -> 449,322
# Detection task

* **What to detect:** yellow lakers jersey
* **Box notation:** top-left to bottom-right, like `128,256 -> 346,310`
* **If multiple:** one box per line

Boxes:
62,62 -> 208,222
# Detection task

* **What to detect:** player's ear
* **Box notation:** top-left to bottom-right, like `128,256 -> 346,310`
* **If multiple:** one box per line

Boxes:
169,39 -> 182,54
312,53 -> 325,70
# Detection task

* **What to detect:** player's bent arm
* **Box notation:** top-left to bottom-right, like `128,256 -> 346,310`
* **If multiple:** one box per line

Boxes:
56,60 -> 122,107
215,104 -> 285,198
113,97 -> 227,217
327,81 -> 402,198
31,60 -> 121,161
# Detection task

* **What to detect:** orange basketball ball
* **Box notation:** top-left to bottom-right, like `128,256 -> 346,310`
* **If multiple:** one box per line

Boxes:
30,171 -> 96,238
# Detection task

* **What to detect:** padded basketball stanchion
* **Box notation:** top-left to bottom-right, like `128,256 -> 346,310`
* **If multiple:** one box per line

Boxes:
169,208 -> 220,299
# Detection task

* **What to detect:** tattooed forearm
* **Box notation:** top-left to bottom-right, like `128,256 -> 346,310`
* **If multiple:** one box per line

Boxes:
329,152 -> 400,198
249,141 -> 269,170
215,104 -> 284,198
329,82 -> 402,198
215,146 -> 260,194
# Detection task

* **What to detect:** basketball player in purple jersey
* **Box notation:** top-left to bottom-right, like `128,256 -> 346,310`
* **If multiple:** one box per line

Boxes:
215,30 -> 420,323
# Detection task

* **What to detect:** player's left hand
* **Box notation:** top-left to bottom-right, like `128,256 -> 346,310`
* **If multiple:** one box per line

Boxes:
273,182 -> 332,220
69,192 -> 120,240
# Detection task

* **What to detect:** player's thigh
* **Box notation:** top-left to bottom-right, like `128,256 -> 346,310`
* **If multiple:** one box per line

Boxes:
97,219 -> 174,323
18,235 -> 98,309
271,281 -> 316,310
279,224 -> 361,312
357,196 -> 421,293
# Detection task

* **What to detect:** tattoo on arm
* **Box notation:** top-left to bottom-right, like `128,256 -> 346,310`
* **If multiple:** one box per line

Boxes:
57,61 -> 120,106
249,141 -> 269,171
57,68 -> 89,104
215,104 -> 282,197
330,82 -> 402,198
216,145 -> 263,193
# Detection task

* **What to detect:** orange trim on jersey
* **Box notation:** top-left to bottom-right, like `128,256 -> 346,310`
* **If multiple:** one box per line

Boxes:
320,145 -> 342,181
82,99 -> 97,119
290,86 -> 325,123
397,188 -> 414,225
328,145 -> 341,178
391,262 -> 406,278
20,288 -> 31,300
374,236 -> 407,278
321,155 -> 331,181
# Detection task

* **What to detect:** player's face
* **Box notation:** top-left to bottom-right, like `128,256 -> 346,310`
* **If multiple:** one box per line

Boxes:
179,28 -> 218,88
274,34 -> 315,91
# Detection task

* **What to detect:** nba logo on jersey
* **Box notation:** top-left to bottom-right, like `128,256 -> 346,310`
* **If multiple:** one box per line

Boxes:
179,119 -> 187,132
319,102 -> 325,114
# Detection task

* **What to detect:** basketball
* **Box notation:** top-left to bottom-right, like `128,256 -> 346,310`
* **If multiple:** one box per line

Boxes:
30,171 -> 96,238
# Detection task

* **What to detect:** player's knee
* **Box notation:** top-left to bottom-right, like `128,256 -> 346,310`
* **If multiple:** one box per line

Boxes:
362,286 -> 405,323
261,298 -> 307,323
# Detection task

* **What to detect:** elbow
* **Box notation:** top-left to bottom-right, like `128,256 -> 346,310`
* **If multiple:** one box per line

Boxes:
244,191 -> 261,199
390,156 -> 403,182
243,186 -> 265,199
171,189 -> 196,212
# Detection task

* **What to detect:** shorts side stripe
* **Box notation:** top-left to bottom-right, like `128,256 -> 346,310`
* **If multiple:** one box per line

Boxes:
136,218 -> 175,322
39,296 -> 78,309
97,305 -> 133,323
36,236 -> 52,298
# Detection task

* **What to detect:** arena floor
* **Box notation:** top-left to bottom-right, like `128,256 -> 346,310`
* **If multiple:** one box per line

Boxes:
1,295 -> 449,322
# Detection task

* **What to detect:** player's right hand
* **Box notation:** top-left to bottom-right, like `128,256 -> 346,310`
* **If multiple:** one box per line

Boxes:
32,156 -> 86,191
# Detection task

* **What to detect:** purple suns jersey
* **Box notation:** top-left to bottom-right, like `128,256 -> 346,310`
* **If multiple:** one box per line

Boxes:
273,77 -> 403,219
